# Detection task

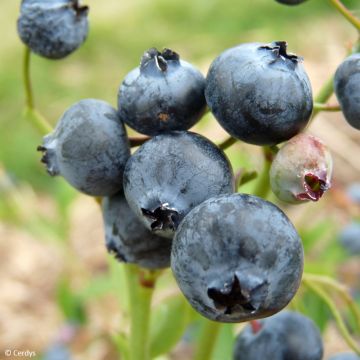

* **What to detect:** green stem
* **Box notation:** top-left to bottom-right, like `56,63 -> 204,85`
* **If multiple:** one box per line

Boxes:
302,278 -> 360,355
22,46 -> 52,135
219,136 -> 238,150
253,146 -> 273,199
194,320 -> 222,360
311,76 -> 335,120
303,273 -> 360,333
124,264 -> 156,360
329,0 -> 360,31
313,102 -> 341,112
23,47 -> 34,109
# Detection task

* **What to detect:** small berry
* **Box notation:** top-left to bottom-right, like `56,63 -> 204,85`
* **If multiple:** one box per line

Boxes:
38,99 -> 130,196
102,192 -> 172,269
275,0 -> 308,5
171,194 -> 303,322
338,222 -> 360,255
270,133 -> 332,204
233,310 -> 323,360
334,54 -> 360,130
118,48 -> 206,136
17,0 -> 89,59
205,41 -> 313,145
123,131 -> 234,238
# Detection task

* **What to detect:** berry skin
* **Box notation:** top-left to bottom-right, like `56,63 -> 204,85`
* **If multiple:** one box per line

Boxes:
118,48 -> 206,136
233,310 -> 323,360
17,0 -> 89,60
102,192 -> 171,269
338,222 -> 360,255
205,41 -> 313,145
329,353 -> 360,360
270,133 -> 332,204
334,54 -> 360,130
275,0 -> 308,5
38,99 -> 130,196
171,194 -> 304,322
123,131 -> 234,238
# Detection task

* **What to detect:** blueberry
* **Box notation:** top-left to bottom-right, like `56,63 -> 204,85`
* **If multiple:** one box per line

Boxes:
270,133 -> 332,204
102,192 -> 172,269
171,194 -> 303,322
233,310 -> 323,360
123,131 -> 234,238
38,99 -> 130,196
275,0 -> 308,5
334,54 -> 360,130
205,41 -> 313,145
346,182 -> 360,204
117,48 -> 206,136
329,353 -> 360,360
17,0 -> 89,59
338,222 -> 360,255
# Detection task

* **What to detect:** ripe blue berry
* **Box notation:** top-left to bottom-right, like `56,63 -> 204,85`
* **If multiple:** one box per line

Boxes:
205,41 -> 313,145
338,222 -> 360,255
38,99 -> 130,196
270,133 -> 332,204
123,131 -> 234,238
17,0 -> 89,59
329,353 -> 360,360
171,194 -> 303,322
233,310 -> 323,360
334,54 -> 360,130
275,0 -> 308,5
102,192 -> 171,269
118,48 -> 206,136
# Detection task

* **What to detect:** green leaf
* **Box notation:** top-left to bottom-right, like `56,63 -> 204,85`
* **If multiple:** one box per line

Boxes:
150,295 -> 192,357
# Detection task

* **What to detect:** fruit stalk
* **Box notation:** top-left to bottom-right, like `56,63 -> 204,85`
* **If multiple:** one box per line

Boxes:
22,46 -> 52,135
194,320 -> 222,360
253,147 -> 273,199
124,264 -> 155,360
329,0 -> 360,31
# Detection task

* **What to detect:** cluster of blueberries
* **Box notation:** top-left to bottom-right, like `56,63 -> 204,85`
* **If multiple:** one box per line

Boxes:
17,1 -> 360,359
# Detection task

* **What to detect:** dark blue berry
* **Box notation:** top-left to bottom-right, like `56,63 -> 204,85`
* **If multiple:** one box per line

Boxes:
171,194 -> 303,322
102,192 -> 172,269
17,0 -> 89,59
339,222 -> 360,255
334,54 -> 360,130
205,41 -> 313,145
38,99 -> 130,196
123,131 -> 234,238
233,310 -> 323,360
118,48 -> 206,136
275,0 -> 308,5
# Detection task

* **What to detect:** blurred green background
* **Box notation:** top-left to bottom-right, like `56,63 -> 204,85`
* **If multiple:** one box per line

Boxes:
0,0 -> 359,359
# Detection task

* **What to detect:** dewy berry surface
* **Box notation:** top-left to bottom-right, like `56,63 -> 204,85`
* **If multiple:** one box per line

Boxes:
17,0 -> 89,59
123,131 -> 235,239
171,194 -> 304,322
205,41 -> 313,145
270,133 -> 333,204
334,53 -> 360,130
118,48 -> 206,136
38,99 -> 130,196
102,192 -> 172,269
233,310 -> 323,360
